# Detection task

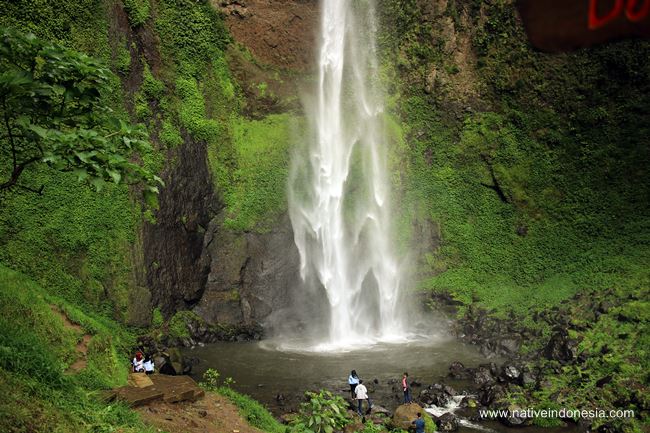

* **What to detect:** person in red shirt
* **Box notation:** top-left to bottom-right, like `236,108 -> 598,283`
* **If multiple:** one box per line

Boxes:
402,372 -> 412,403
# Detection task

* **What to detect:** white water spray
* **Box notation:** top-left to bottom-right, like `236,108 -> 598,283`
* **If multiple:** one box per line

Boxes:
288,0 -> 407,349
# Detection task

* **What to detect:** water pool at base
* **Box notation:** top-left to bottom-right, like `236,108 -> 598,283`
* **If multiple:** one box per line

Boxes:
184,336 -> 579,433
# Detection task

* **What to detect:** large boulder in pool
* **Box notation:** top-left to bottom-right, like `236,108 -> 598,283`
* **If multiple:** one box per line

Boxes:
392,403 -> 434,432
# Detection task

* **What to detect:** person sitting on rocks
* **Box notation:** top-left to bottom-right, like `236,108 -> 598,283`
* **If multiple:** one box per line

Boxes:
143,354 -> 155,375
355,380 -> 372,416
412,412 -> 425,433
132,351 -> 144,373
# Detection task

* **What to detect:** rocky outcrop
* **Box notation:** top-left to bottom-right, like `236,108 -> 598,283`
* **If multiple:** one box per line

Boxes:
143,133 -> 217,318
192,212 -> 302,331
214,0 -> 318,72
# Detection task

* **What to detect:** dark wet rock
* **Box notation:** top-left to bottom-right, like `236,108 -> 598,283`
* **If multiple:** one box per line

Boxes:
423,383 -> 455,406
410,380 -> 422,387
544,328 -> 578,363
521,370 -> 537,386
472,366 -> 494,386
370,405 -> 391,416
448,361 -> 471,379
478,384 -> 505,406
194,212 -> 303,334
500,364 -> 522,384
596,375 -> 613,388
373,378 -> 379,384
436,412 -> 459,431
461,396 -> 478,408
597,300 -> 613,314
499,404 -> 529,427
498,338 -> 521,355
443,385 -> 457,396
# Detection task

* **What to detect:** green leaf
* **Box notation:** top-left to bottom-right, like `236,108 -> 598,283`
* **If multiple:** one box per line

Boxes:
73,168 -> 89,182
28,124 -> 49,138
106,169 -> 121,184
90,177 -> 106,192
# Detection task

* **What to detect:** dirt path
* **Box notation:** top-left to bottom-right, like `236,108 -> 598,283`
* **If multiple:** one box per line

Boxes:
137,392 -> 265,433
50,305 -> 91,372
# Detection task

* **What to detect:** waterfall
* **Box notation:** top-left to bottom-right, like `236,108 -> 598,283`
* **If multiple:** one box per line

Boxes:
288,0 -> 406,349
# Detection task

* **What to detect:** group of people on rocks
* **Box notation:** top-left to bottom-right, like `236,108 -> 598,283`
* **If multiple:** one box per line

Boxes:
348,370 -> 415,414
131,350 -> 155,375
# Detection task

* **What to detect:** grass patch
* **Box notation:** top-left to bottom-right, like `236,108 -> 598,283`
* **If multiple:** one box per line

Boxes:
218,386 -> 285,433
0,264 -> 154,433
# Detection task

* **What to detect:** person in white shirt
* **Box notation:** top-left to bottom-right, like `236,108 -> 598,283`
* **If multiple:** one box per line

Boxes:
348,370 -> 359,398
132,351 -> 144,372
354,380 -> 372,416
143,355 -> 155,375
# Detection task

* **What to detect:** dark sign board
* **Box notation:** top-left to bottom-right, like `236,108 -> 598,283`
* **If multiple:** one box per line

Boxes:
517,0 -> 650,51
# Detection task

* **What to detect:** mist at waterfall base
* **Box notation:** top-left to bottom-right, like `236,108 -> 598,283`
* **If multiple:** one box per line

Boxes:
281,0 -> 427,352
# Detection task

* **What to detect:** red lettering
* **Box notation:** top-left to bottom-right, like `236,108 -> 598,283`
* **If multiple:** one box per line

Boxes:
589,0 -> 624,29
625,0 -> 650,21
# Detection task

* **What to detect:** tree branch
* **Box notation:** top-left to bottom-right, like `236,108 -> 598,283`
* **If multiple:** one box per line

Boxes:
480,154 -> 511,204
2,100 -> 17,170
0,155 -> 41,190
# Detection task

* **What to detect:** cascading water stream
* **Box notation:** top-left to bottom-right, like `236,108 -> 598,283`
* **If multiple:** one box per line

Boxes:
288,0 -> 407,349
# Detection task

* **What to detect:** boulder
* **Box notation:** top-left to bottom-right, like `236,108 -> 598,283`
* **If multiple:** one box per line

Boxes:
500,364 -> 522,384
370,405 -> 391,417
392,403 -> 424,431
499,404 -> 529,427
448,361 -> 471,379
498,338 -> 521,355
442,385 -> 457,396
436,412 -> 459,431
478,384 -> 505,407
472,366 -> 494,386
521,370 -> 537,386
544,328 -> 578,363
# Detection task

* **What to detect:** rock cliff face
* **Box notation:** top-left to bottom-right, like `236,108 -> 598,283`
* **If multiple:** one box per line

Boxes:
141,0 -> 317,332
143,134 -> 217,317
193,213 -> 302,329
215,0 -> 318,72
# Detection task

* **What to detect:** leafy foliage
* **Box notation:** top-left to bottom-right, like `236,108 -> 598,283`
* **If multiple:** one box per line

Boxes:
122,0 -> 150,28
0,27 -> 161,200
289,390 -> 352,433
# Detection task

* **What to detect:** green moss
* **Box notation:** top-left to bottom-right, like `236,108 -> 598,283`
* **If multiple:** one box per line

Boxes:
151,307 -> 164,327
167,310 -> 201,339
158,119 -> 182,148
122,0 -> 150,28
155,0 -> 229,76
219,114 -> 302,232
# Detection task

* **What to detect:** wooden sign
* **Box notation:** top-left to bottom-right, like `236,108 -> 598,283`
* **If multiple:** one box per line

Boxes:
517,0 -> 650,52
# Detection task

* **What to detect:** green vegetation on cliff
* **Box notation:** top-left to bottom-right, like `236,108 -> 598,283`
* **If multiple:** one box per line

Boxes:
0,0 -> 295,431
378,0 -> 649,430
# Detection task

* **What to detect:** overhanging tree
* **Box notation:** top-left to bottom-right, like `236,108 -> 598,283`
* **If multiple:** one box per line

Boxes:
0,27 -> 161,200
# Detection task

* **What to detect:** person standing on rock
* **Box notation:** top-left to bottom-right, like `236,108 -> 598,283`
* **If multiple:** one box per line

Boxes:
348,370 -> 360,399
355,380 -> 372,416
412,412 -> 425,433
402,372 -> 412,403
